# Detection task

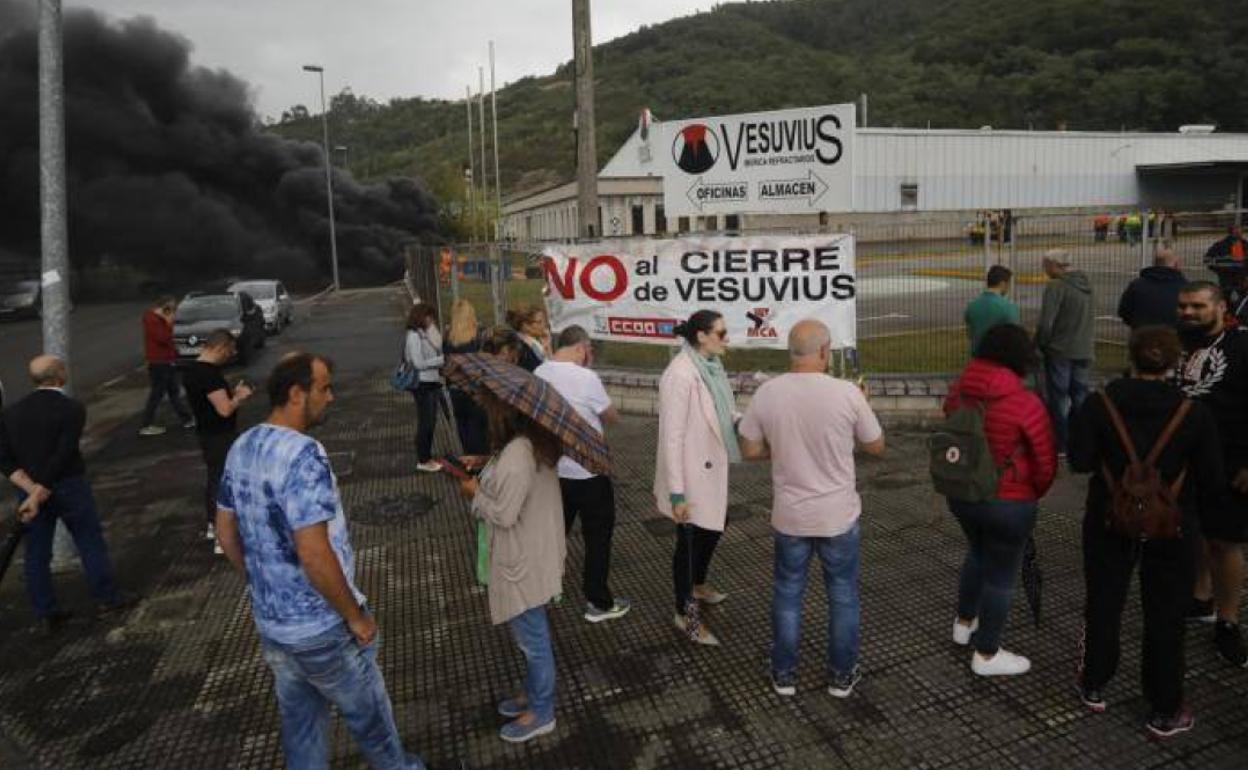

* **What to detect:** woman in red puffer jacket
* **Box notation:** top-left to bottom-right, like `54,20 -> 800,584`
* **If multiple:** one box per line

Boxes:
942,324 -> 1057,678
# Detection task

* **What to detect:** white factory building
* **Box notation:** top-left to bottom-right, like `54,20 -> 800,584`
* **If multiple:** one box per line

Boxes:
500,121 -> 1248,242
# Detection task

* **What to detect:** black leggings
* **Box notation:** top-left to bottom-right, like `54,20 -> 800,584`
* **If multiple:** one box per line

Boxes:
411,384 -> 442,463
673,523 -> 723,615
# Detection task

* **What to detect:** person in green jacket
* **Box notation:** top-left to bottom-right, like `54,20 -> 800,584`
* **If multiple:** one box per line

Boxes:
964,265 -> 1020,354
1035,250 -> 1095,454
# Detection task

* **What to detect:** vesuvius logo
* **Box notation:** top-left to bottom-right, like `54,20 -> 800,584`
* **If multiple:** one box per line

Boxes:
672,124 -> 718,174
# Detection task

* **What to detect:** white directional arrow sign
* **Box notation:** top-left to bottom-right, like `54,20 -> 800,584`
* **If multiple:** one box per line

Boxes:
756,170 -> 830,206
685,177 -> 749,212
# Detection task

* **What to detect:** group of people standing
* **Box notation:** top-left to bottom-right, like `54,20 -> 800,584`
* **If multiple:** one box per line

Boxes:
956,248 -> 1248,737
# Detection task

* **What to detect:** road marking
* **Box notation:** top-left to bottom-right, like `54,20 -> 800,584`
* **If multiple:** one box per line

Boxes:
860,313 -> 911,322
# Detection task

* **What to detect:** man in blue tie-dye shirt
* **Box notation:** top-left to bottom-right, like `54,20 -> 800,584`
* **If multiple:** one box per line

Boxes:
216,353 -> 424,770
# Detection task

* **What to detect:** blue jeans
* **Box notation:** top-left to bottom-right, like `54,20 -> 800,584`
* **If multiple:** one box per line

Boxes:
1042,355 -> 1091,452
949,499 -> 1038,655
771,523 -> 861,680
260,622 -> 424,770
507,604 -> 556,722
21,476 -> 120,617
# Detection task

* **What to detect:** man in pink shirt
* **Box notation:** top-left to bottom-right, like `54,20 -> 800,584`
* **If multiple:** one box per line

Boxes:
739,319 -> 884,699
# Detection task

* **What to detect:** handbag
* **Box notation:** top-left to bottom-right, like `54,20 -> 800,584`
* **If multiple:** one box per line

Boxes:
389,333 -> 419,391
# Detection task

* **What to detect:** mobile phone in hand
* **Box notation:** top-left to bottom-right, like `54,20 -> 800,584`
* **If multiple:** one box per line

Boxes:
439,456 -> 470,480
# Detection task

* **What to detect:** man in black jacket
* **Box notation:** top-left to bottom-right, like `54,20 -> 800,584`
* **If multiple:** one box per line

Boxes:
1117,247 -> 1186,330
1174,283 -> 1248,668
0,355 -> 134,632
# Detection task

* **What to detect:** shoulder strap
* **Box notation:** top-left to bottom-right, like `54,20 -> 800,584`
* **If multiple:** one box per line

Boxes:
1098,391 -> 1140,465
1143,399 -> 1192,467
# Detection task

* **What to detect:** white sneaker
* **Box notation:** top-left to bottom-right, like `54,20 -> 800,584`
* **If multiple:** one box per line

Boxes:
213,541 -> 224,555
205,524 -> 216,541
971,649 -> 1031,677
952,617 -> 979,646
416,461 -> 442,473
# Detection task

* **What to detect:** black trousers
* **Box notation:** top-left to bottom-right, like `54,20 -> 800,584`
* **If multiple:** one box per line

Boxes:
1081,511 -> 1193,717
142,363 -> 191,425
449,387 -> 488,455
561,476 -> 617,611
200,431 -> 236,525
673,523 -> 723,615
411,383 -> 442,463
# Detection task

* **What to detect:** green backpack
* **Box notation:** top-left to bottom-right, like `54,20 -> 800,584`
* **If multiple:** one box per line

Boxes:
929,400 -> 1002,502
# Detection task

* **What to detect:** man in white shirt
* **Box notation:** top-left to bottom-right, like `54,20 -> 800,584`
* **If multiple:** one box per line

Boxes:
535,326 -> 631,623
739,319 -> 885,699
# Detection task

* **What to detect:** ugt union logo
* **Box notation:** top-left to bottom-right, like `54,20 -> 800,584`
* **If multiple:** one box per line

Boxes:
672,123 -> 718,174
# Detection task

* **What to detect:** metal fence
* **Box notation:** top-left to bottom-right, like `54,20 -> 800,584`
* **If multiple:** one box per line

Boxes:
406,209 -> 1242,376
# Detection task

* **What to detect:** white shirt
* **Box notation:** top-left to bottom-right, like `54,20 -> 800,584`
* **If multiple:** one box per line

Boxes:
534,360 -> 611,480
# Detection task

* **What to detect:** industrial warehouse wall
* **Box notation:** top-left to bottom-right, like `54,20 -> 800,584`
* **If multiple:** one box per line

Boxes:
409,209 -> 1242,378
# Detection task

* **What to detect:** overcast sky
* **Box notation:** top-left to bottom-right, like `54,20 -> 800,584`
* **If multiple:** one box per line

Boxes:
72,1 -> 715,120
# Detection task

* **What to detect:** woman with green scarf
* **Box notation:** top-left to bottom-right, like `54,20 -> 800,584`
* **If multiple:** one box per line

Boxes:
654,310 -> 741,646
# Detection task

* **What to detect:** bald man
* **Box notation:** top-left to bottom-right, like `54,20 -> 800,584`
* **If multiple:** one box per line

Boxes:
738,320 -> 884,699
0,355 -> 133,633
1117,246 -> 1186,330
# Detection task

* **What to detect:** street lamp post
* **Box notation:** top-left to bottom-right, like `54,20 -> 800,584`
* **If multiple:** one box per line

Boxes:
302,64 -> 341,292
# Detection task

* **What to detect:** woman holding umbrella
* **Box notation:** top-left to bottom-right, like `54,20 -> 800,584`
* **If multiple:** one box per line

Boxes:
449,352 -> 610,744
942,323 -> 1056,677
654,310 -> 738,646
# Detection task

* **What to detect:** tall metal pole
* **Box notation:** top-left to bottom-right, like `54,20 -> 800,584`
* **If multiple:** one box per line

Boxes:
465,85 -> 477,245
490,42 -> 503,238
38,0 -> 76,570
38,0 -> 70,369
572,0 -> 599,239
303,65 -> 340,291
478,67 -> 488,230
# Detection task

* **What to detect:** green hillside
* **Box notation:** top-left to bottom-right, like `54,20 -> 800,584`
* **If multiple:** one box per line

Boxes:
270,0 -> 1248,227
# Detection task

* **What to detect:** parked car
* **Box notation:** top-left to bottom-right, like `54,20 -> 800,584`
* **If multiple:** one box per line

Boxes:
0,278 -> 41,319
173,292 -> 265,364
228,280 -> 294,334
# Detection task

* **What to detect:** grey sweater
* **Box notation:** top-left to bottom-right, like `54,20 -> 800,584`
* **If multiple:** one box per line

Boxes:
473,436 -> 566,624
1035,271 -> 1095,360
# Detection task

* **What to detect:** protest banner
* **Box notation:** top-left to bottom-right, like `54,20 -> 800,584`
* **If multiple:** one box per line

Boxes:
542,234 -> 856,349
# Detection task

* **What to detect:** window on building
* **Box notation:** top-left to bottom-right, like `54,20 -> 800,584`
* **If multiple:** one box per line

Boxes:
656,205 -> 667,234
595,206 -> 603,238
677,216 -> 690,233
724,214 -> 740,232
631,204 -> 645,235
900,182 -> 919,211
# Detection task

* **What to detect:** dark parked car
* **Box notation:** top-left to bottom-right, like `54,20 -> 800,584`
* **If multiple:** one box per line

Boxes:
173,292 -> 265,364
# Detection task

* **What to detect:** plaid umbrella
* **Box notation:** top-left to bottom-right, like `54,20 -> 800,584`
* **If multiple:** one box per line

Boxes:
443,353 -> 611,476
1021,535 -> 1043,628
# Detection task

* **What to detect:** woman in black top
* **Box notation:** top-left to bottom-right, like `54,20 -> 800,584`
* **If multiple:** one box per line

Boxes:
182,330 -> 253,549
1068,325 -> 1224,738
443,299 -> 489,455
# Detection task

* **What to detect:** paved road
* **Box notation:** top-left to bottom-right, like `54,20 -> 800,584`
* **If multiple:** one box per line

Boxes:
0,295 -> 330,407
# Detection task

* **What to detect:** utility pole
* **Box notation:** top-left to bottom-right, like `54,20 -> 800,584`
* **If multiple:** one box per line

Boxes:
490,41 -> 502,238
478,67 -> 488,231
38,0 -> 76,571
39,0 -> 70,368
572,0 -> 599,239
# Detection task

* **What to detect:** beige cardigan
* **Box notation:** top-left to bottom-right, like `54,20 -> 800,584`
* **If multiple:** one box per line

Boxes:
473,436 -> 566,624
653,351 -> 732,532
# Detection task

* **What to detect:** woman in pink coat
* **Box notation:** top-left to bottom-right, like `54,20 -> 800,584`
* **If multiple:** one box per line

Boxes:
654,310 -> 740,646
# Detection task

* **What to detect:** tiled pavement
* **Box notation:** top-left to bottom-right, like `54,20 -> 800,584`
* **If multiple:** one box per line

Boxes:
0,289 -> 1245,769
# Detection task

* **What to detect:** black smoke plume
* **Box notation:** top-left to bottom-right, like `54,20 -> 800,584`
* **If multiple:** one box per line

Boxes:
0,3 -> 439,288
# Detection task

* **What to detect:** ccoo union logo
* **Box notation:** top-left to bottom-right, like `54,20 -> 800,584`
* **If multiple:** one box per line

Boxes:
672,123 -> 718,174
